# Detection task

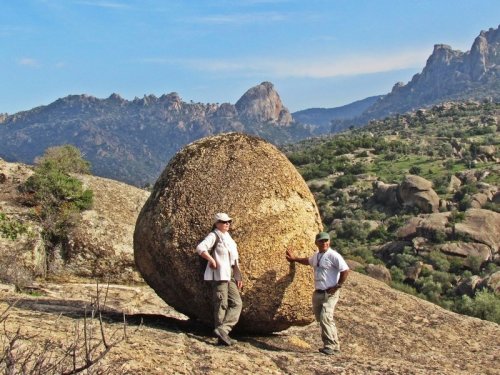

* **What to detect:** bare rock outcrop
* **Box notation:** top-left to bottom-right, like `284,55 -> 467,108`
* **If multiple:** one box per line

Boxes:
65,175 -> 150,283
454,208 -> 500,253
436,242 -> 492,263
365,264 -> 391,285
395,209 -> 499,263
479,271 -> 500,295
134,133 -> 322,333
373,175 -> 439,213
398,175 -> 440,213
0,159 -> 45,285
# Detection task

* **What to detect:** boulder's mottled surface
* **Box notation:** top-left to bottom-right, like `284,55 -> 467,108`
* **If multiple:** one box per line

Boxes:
134,133 -> 322,333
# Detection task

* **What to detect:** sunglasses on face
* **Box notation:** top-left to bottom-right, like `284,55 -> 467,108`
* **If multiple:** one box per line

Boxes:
218,221 -> 232,224
317,239 -> 329,243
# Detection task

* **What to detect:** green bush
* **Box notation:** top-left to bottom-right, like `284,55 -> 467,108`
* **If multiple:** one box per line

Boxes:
35,144 -> 91,174
409,166 -> 422,175
391,281 -> 419,297
0,213 -> 28,240
426,251 -> 450,272
390,266 -> 405,283
465,255 -> 483,273
336,219 -> 370,241
333,174 -> 358,188
454,290 -> 500,324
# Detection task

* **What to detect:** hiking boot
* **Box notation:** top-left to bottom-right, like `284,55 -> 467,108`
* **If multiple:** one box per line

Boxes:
319,347 -> 339,355
214,328 -> 232,346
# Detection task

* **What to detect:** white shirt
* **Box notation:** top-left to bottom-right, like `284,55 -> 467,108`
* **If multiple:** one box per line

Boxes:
308,248 -> 349,290
196,229 -> 239,281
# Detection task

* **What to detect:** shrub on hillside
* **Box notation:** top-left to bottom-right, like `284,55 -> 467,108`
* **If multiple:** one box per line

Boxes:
333,174 -> 358,188
21,146 -> 93,274
34,144 -> 91,174
454,290 -> 500,324
0,213 -> 27,240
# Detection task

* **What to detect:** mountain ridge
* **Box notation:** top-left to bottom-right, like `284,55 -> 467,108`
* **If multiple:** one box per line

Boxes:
0,82 -> 311,186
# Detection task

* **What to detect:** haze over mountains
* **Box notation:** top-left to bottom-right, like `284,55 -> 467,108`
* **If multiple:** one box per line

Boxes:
0,25 -> 498,186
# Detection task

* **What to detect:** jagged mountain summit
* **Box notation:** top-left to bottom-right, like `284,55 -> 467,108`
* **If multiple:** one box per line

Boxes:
360,25 -> 500,122
0,82 -> 311,186
297,25 -> 500,131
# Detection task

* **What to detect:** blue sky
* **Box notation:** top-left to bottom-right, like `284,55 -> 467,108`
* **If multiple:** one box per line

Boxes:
1,0 -> 499,114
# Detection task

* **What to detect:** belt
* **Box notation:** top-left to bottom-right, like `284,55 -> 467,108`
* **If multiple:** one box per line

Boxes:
315,289 -> 328,293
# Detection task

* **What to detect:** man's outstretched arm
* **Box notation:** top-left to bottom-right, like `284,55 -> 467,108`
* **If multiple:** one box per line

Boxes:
285,248 -> 310,266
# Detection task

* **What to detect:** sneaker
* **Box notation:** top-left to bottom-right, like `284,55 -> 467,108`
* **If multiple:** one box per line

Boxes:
319,347 -> 339,355
214,328 -> 232,346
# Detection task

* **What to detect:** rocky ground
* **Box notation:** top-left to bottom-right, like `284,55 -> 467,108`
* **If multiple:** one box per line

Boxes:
1,272 -> 498,375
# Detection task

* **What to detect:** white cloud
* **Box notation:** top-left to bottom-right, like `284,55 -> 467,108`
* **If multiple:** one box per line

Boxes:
139,49 -> 431,78
188,11 -> 289,25
18,58 -> 40,68
74,1 -> 130,9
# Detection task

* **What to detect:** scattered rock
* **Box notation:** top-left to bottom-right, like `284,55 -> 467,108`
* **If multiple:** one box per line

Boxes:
436,242 -> 492,263
365,264 -> 392,285
398,175 -> 440,213
455,275 -> 482,297
447,175 -> 462,193
454,209 -> 500,253
405,261 -> 423,282
478,271 -> 500,295
373,181 -> 400,208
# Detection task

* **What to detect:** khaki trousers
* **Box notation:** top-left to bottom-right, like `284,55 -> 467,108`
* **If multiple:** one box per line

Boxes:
211,280 -> 242,334
312,289 -> 341,351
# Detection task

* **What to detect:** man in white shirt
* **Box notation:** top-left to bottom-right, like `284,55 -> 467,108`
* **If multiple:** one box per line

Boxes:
286,231 -> 349,355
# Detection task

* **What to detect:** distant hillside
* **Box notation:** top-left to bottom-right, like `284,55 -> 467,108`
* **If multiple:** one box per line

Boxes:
284,100 -> 500,324
0,82 -> 312,187
292,95 -> 382,134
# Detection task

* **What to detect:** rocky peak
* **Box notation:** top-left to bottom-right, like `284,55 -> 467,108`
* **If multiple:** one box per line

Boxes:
466,25 -> 500,80
361,25 -> 500,121
107,93 -> 125,105
235,81 -> 292,126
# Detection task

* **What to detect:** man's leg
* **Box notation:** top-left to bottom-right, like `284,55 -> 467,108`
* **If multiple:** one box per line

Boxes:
319,290 -> 341,351
313,290 -> 341,352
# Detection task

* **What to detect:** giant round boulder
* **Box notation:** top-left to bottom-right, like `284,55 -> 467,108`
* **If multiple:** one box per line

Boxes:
134,133 -> 322,333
